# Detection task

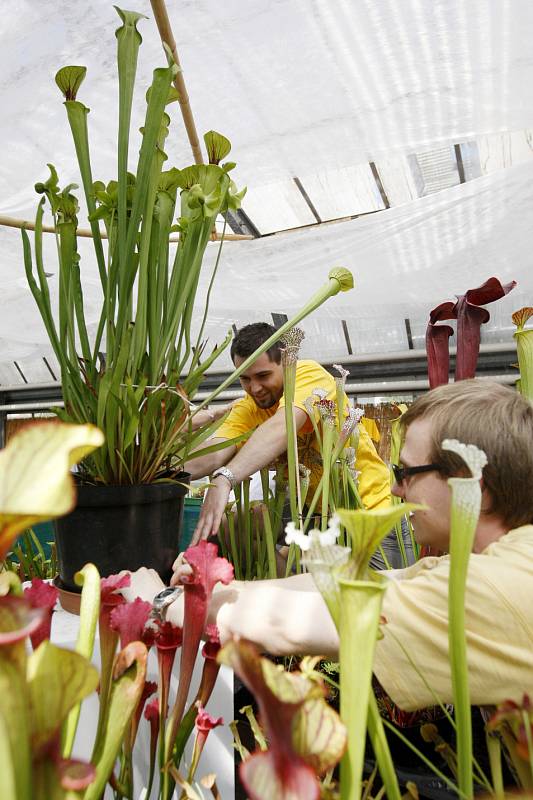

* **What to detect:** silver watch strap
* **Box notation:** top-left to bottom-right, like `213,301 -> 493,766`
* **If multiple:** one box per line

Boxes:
211,466 -> 237,489
151,586 -> 184,623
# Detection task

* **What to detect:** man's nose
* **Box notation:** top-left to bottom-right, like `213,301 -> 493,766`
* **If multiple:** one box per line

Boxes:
391,479 -> 404,499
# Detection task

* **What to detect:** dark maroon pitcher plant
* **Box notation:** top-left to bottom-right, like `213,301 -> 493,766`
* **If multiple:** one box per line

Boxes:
426,277 -> 516,388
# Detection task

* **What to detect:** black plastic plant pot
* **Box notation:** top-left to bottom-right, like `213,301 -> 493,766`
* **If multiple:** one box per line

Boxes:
54,475 -> 190,592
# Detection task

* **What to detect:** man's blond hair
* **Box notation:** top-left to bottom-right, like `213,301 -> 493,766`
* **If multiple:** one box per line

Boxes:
402,379 -> 533,528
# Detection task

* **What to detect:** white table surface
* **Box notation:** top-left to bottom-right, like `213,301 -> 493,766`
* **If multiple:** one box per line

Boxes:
52,607 -> 235,799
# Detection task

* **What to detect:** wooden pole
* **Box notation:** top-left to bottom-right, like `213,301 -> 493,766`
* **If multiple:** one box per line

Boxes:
150,0 -> 204,165
0,215 -> 252,241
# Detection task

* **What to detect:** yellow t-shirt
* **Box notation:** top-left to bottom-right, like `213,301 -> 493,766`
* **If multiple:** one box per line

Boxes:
361,417 -> 380,443
374,525 -> 533,710
216,359 -> 390,510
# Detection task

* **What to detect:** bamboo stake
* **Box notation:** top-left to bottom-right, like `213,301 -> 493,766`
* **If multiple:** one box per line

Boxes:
0,215 -> 252,241
150,0 -> 204,165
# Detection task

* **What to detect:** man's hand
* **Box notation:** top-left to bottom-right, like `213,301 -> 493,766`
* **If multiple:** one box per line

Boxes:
170,552 -> 194,586
190,476 -> 231,545
119,567 -> 165,604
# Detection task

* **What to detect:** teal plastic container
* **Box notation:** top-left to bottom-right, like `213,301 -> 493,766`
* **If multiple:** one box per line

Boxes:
180,497 -> 202,551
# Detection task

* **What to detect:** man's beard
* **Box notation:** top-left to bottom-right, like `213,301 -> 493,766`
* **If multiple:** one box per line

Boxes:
253,394 -> 277,409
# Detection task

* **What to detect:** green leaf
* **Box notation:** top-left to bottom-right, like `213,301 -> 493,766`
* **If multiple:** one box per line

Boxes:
336,503 -> 423,580
85,642 -> 147,800
114,4 -> 147,301
0,656 -> 32,799
158,166 -> 182,196
113,5 -> 147,30
178,164 -> 225,193
301,539 -> 351,626
0,423 -> 104,560
224,180 -> 247,211
121,381 -> 143,451
63,563 -> 101,758
444,438 -> 486,799
55,66 -> 87,100
27,641 -> 99,753
146,83 -> 180,106
115,63 -> 176,337
514,327 -> 533,403
0,571 -> 23,597
292,696 -> 347,774
204,130 -> 232,165
0,712 -> 19,799
34,163 -> 59,201
35,166 -> 80,225
63,95 -> 108,295
338,577 -> 389,800
167,85 -> 180,104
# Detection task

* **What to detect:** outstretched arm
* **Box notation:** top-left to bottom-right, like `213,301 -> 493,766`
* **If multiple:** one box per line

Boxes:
207,573 -> 339,656
190,406 -> 307,544
125,567 -> 339,656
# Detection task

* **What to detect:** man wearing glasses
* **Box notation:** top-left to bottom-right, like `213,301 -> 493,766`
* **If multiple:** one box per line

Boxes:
127,378 -> 533,710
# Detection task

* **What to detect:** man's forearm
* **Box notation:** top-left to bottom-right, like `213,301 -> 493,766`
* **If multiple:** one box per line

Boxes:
163,570 -> 339,655
184,438 -> 236,480
188,407 -> 307,544
222,412 -> 290,483
209,573 -> 340,656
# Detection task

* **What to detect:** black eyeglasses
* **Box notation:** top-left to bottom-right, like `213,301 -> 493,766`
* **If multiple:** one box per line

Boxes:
392,463 -> 442,484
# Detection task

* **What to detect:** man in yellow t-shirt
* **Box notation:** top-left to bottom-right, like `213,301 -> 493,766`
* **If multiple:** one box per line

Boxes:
186,323 -> 390,545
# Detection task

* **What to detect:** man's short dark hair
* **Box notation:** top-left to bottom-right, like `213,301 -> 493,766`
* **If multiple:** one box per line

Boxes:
230,323 -> 282,364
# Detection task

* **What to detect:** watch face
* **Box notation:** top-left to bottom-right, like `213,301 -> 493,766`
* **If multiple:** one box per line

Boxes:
157,588 -> 178,602
153,587 -> 182,619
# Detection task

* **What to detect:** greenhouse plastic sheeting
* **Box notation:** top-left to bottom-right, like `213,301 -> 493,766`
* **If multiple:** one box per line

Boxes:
2,0 -> 533,208
2,158 -> 532,374
2,1 -> 533,374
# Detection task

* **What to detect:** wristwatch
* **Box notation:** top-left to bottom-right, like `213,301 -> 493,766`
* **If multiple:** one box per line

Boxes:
211,466 -> 237,489
151,587 -> 183,623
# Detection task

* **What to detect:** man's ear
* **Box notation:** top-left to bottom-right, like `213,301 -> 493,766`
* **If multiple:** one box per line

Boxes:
479,479 -> 494,513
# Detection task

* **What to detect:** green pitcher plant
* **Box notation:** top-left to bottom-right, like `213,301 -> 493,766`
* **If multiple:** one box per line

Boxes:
389,403 -> 418,565
217,464 -> 288,582
0,421 -> 145,800
0,421 -> 239,800
441,438 -> 487,799
23,7 -> 246,485
218,639 -> 347,800
0,421 -> 104,561
23,8 -> 355,487
280,327 -> 307,527
296,503 -> 421,800
512,307 -> 533,402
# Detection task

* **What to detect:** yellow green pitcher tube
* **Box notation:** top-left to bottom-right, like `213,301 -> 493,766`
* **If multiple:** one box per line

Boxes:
338,576 -> 387,800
